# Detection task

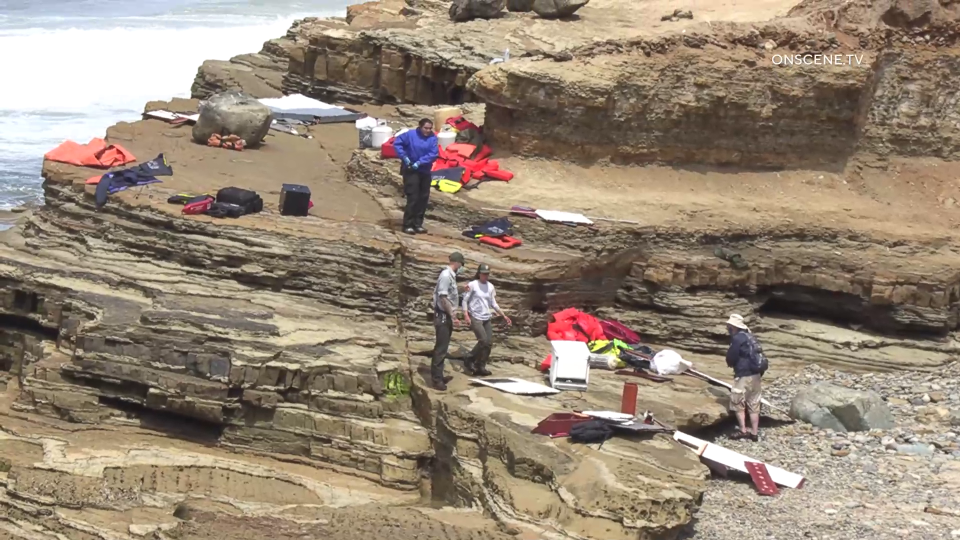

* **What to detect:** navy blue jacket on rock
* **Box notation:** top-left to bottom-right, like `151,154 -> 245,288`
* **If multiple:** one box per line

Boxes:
394,129 -> 439,169
726,331 -> 756,378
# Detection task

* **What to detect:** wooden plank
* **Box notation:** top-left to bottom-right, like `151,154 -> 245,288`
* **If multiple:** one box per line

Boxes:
684,369 -> 789,415
470,377 -> 560,395
674,431 -> 805,489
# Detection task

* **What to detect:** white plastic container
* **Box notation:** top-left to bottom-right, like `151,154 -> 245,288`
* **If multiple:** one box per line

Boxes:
437,131 -> 457,149
371,124 -> 394,148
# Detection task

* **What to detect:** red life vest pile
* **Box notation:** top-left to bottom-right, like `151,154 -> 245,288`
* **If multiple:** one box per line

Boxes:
546,308 -> 606,342
540,309 -> 642,371
380,116 -> 515,186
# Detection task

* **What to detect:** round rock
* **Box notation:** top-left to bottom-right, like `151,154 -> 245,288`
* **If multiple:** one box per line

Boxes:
192,91 -> 273,149
790,382 -> 895,432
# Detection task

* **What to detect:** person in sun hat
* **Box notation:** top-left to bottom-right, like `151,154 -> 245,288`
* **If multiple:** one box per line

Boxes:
725,313 -> 767,441
461,263 -> 511,377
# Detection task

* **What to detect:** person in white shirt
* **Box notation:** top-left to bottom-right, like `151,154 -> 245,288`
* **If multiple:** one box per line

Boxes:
461,264 -> 511,376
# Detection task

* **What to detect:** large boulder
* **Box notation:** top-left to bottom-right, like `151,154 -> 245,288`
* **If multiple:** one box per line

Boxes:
790,383 -> 895,432
449,0 -> 505,21
192,91 -> 272,149
532,0 -> 589,19
507,0 -> 535,11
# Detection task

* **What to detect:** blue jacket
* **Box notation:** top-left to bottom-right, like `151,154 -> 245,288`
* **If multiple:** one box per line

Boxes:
394,129 -> 439,169
725,331 -> 755,378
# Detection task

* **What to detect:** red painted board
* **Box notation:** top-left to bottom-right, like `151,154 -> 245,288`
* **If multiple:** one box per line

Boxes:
745,461 -> 780,496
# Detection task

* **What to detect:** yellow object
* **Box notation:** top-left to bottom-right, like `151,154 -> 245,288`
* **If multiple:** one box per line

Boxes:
431,179 -> 463,193
434,107 -> 462,129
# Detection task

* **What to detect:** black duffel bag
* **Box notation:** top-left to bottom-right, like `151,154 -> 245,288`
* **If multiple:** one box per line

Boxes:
215,187 -> 263,216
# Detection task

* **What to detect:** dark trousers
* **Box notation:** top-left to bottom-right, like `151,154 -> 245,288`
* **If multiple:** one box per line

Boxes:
432,312 -> 453,383
465,318 -> 493,372
402,167 -> 432,230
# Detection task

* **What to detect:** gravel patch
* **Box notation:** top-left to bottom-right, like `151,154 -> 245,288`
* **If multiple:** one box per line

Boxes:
681,363 -> 960,540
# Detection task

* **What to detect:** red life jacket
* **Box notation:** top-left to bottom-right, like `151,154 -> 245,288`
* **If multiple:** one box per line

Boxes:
479,235 -> 522,249
546,308 -> 605,343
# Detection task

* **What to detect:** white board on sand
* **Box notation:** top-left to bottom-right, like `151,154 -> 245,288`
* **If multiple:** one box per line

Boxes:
144,110 -> 199,123
470,377 -> 561,395
259,94 -> 340,110
674,431 -> 805,489
535,210 -> 594,225
582,411 -> 634,422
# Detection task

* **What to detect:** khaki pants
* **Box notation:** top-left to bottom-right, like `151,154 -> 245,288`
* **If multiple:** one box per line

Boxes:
465,318 -> 493,372
730,374 -> 762,414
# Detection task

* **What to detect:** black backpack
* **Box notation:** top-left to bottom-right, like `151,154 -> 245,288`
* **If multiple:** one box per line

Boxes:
747,333 -> 769,375
569,420 -> 615,447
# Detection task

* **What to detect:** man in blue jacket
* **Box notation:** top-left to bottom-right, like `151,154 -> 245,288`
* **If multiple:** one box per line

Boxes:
725,314 -> 764,441
393,118 -> 439,235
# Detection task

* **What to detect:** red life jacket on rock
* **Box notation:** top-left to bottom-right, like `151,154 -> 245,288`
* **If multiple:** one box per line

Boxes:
546,308 -> 605,343
445,115 -> 480,133
434,146 -> 514,184
479,235 -> 522,249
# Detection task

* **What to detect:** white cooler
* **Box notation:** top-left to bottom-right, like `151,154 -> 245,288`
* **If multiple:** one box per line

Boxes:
549,340 -> 590,391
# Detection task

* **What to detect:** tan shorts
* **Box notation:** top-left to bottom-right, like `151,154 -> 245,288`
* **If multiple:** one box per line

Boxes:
730,374 -> 762,413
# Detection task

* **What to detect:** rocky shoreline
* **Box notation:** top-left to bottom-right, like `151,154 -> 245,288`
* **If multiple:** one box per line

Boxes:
689,363 -> 960,539
0,0 -> 959,539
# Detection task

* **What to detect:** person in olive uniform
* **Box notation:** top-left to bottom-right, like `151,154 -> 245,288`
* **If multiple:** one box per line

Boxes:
431,252 -> 465,390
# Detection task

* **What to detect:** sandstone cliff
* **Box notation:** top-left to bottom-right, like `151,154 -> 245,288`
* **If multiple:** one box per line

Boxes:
199,0 -> 960,167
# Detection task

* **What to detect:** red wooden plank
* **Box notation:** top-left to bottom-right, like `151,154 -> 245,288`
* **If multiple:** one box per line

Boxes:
745,461 -> 780,496
620,382 -> 638,416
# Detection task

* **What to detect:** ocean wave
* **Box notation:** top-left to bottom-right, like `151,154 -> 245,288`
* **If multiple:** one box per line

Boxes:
0,0 -> 351,210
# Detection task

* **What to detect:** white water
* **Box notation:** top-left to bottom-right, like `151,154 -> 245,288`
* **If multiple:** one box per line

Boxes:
0,0 -> 351,211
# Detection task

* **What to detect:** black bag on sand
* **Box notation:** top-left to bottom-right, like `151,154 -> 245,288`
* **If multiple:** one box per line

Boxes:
569,420 -> 615,447
207,202 -> 245,219
216,187 -> 263,215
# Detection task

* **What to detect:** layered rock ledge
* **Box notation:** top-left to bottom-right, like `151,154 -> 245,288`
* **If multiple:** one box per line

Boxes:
2,90 -> 960,537
0,104 -> 730,540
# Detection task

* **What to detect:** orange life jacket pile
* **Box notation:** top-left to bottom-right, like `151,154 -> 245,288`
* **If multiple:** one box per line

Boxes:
45,138 -> 137,168
380,115 -> 515,186
207,133 -> 245,151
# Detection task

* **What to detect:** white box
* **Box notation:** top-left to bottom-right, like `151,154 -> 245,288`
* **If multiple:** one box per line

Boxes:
549,340 -> 590,391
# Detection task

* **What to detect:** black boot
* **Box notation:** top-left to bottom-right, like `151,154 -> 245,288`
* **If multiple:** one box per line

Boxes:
432,379 -> 447,391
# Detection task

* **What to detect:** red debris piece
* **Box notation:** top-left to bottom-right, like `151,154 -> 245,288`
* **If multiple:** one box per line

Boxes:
531,413 -> 591,437
745,461 -> 780,496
